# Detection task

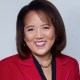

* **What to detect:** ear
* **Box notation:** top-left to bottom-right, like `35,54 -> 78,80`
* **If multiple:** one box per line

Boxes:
24,37 -> 26,42
55,33 -> 57,39
24,33 -> 26,41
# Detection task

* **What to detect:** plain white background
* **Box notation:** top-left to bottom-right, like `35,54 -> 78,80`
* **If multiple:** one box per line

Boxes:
0,0 -> 80,68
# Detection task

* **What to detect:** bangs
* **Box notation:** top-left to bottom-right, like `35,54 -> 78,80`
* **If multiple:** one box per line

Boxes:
35,10 -> 52,25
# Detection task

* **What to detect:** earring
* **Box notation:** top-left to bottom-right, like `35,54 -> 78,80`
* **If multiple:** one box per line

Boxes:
23,42 -> 26,46
56,38 -> 59,42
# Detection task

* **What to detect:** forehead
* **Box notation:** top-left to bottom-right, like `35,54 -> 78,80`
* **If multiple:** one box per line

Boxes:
24,10 -> 51,24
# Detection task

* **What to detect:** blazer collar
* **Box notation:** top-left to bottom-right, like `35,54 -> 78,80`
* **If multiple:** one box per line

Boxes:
18,53 -> 71,80
18,53 -> 70,66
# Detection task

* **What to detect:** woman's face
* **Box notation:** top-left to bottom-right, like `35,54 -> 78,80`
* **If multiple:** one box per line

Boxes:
24,11 -> 56,56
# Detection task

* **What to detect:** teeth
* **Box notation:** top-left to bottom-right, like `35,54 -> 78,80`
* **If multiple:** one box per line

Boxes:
35,41 -> 45,46
36,42 -> 45,45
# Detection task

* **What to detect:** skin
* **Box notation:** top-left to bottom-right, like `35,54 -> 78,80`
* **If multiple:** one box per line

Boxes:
24,11 -> 56,80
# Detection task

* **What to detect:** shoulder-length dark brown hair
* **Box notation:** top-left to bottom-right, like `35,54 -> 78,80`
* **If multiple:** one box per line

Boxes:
16,0 -> 66,59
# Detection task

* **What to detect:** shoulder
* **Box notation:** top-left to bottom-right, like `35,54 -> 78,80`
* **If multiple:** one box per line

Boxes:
55,53 -> 80,79
0,54 -> 19,66
56,53 -> 79,71
63,54 -> 78,64
0,53 -> 33,67
56,54 -> 79,72
56,54 -> 79,64
0,54 -> 20,78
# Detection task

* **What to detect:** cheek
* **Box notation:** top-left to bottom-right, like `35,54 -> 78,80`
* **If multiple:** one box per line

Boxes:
24,32 -> 34,42
46,29 -> 56,40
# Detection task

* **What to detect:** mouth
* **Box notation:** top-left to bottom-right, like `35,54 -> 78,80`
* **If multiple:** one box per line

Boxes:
35,41 -> 46,47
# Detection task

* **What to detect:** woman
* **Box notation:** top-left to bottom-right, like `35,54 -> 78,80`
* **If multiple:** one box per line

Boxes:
0,0 -> 79,80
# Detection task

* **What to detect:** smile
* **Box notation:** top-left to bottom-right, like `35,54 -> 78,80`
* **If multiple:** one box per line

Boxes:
35,41 -> 46,47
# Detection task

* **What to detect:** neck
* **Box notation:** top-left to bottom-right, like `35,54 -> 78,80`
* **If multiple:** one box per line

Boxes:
32,52 -> 52,66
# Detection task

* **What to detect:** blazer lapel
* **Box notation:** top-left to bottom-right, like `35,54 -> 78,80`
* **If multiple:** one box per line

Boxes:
56,54 -> 71,80
18,54 -> 42,80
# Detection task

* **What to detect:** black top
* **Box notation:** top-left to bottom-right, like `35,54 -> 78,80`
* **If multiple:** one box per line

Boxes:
33,55 -> 56,80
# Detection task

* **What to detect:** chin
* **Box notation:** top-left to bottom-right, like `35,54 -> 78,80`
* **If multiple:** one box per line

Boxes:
33,50 -> 50,56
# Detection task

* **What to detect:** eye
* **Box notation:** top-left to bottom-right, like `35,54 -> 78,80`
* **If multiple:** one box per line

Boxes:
28,28 -> 34,31
43,27 -> 50,29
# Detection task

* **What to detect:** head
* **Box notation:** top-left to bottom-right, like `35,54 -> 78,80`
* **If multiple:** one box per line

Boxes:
16,0 -> 66,59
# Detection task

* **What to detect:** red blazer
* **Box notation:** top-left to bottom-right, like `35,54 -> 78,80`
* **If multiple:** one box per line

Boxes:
0,54 -> 79,80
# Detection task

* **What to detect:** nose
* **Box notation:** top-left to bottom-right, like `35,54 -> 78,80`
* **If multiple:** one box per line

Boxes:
35,28 -> 44,39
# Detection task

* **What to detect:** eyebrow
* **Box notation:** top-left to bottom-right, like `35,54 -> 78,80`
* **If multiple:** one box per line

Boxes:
25,23 -> 50,28
25,25 -> 34,28
41,23 -> 50,27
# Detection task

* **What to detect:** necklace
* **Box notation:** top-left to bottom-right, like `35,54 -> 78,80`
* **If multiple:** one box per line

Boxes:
39,55 -> 52,68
